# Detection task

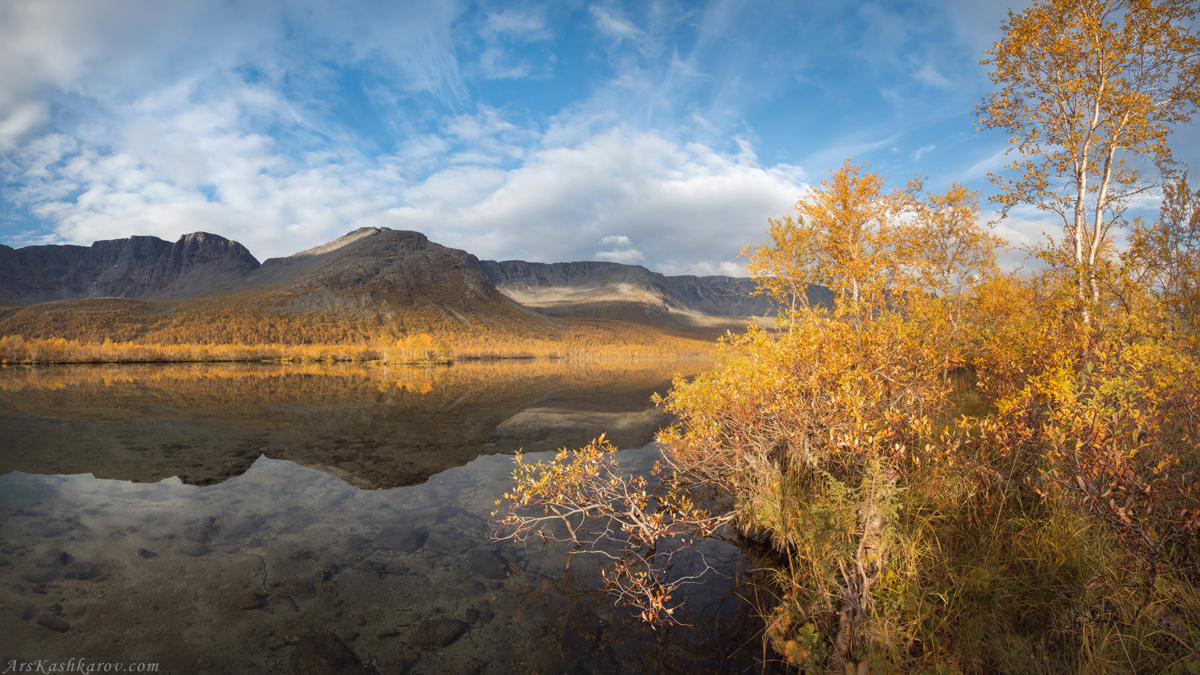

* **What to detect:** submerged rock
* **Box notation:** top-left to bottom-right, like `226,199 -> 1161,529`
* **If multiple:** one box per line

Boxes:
61,561 -> 100,580
35,613 -> 70,633
466,547 -> 508,579
409,618 -> 468,649
232,590 -> 266,611
373,525 -> 426,552
290,634 -> 375,675
178,543 -> 212,557
3,597 -> 38,621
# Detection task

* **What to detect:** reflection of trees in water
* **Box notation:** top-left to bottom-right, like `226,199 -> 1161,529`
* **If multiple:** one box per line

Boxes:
0,359 -> 710,489
0,361 -> 706,448
0,360 -> 706,427
497,533 -> 769,674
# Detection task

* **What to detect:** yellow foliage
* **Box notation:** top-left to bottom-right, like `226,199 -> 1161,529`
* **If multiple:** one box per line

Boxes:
498,153 -> 1200,670
977,0 -> 1200,315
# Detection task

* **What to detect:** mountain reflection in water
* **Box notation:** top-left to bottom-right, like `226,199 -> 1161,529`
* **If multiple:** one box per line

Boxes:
0,360 -> 703,488
0,361 -> 768,673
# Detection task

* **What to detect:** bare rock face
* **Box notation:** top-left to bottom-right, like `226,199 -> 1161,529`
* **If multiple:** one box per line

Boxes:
0,233 -> 260,305
146,232 -> 262,299
665,274 -> 833,315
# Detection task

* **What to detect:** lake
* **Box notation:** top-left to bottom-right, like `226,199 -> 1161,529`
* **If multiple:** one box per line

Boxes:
0,361 -> 768,673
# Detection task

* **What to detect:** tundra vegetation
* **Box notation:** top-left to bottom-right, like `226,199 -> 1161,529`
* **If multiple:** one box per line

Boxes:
0,318 -> 717,365
494,1 -> 1200,672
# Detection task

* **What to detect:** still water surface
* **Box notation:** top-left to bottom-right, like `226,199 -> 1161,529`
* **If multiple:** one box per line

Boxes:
0,362 -> 765,673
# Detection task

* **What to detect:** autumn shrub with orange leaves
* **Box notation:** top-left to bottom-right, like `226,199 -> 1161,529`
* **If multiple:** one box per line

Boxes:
496,153 -> 1200,672
497,0 -> 1200,664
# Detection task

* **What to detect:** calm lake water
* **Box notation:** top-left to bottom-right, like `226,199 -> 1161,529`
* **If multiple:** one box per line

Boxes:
0,361 -> 767,673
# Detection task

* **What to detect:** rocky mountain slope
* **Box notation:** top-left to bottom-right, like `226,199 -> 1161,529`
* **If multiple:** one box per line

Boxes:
233,228 -> 543,329
0,228 -> 552,339
0,227 -> 802,340
479,259 -> 828,326
0,232 -> 260,306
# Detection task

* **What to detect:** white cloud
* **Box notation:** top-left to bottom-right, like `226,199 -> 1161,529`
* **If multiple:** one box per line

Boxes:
0,0 -> 470,132
590,6 -> 640,41
596,248 -> 645,263
912,144 -> 935,161
0,101 -> 48,150
483,9 -> 550,42
376,127 -> 806,268
8,91 -> 806,269
391,128 -> 805,267
481,48 -> 532,80
660,259 -> 748,277
913,62 -> 953,89
596,234 -> 644,263
961,145 -> 1011,181
8,83 -> 404,258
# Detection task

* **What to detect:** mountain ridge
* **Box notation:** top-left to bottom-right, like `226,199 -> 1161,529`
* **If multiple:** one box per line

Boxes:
0,228 -> 789,343
0,232 -> 260,305
477,259 -> 776,327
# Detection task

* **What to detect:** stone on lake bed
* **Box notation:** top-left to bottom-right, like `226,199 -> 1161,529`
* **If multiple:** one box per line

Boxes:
61,561 -> 101,580
36,613 -> 70,633
278,510 -> 319,532
233,590 -> 266,610
34,550 -> 74,567
220,516 -> 263,544
178,543 -> 212,557
3,597 -> 38,621
373,526 -> 426,552
276,581 -> 317,600
466,548 -> 508,579
26,521 -> 73,538
409,618 -> 468,649
21,568 -> 59,584
407,507 -> 442,527
422,530 -> 470,555
290,634 -> 374,675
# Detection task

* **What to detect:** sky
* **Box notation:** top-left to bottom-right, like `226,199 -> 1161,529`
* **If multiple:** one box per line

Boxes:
1,0 -> 1196,276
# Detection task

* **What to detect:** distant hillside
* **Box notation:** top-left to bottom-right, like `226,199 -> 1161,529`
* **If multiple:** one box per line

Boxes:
479,259 -> 830,327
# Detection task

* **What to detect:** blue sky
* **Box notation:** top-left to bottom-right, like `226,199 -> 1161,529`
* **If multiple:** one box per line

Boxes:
1,0 -> 1195,275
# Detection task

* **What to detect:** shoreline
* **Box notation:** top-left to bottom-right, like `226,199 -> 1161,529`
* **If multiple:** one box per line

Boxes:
0,335 -> 717,366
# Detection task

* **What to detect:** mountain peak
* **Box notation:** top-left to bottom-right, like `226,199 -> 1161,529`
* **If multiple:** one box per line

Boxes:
291,227 -> 391,257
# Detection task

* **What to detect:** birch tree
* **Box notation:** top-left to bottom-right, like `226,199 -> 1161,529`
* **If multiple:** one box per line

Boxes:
790,159 -> 914,306
976,0 -> 1200,322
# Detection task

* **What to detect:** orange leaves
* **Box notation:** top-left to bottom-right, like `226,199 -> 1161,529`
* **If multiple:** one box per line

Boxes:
986,320 -> 1200,577
742,214 -> 819,314
493,434 -> 736,626
903,182 -> 1004,300
786,159 -> 916,306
